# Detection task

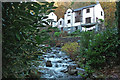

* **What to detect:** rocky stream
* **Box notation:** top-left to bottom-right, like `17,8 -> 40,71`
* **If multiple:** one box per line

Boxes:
32,47 -> 84,79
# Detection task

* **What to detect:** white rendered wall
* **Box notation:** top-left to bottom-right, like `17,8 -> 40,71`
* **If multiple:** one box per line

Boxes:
72,12 -> 81,27
48,12 -> 57,21
82,7 -> 95,24
64,9 -> 73,27
58,18 -> 64,28
94,3 -> 104,21
52,22 -> 57,27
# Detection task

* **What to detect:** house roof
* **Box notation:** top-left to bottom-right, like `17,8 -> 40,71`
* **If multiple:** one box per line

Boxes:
73,4 -> 96,12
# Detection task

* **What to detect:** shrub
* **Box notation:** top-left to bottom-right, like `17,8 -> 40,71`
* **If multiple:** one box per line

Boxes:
61,42 -> 79,60
79,27 -> 120,69
68,30 -> 81,37
54,32 -> 61,37
99,19 -> 104,22
79,31 -> 95,49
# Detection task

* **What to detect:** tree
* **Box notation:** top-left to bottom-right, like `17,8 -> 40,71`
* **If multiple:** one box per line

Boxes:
116,1 -> 120,37
2,2 -> 56,78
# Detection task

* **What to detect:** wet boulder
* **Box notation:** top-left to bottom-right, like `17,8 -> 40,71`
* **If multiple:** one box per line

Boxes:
63,57 -> 68,60
68,69 -> 78,75
67,65 -> 78,75
55,64 -> 58,67
50,55 -> 55,58
57,60 -> 62,63
60,69 -> 68,73
67,65 -> 76,69
46,60 -> 52,67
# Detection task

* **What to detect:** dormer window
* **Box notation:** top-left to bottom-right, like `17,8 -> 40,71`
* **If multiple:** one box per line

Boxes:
86,8 -> 90,13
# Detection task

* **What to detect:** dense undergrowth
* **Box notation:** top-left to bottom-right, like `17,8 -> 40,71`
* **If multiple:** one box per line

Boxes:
62,27 -> 120,78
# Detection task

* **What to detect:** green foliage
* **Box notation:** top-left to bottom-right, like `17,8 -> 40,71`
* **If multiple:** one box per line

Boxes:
70,30 -> 81,37
35,30 -> 50,44
79,31 -> 95,49
116,1 -> 120,38
2,2 -> 56,78
47,27 -> 60,32
78,28 -> 120,78
54,32 -> 61,37
99,19 -> 104,22
79,28 -> 120,70
61,42 -> 79,59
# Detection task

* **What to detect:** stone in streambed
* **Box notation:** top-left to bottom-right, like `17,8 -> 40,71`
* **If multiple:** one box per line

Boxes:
60,69 -> 68,73
46,60 -> 52,67
67,65 -> 78,75
55,64 -> 58,67
57,60 -> 62,63
68,69 -> 78,75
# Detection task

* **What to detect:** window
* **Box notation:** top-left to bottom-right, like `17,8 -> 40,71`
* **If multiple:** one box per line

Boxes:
68,20 -> 70,24
75,17 -> 82,23
75,26 -> 78,30
68,27 -> 71,30
86,17 -> 91,23
96,17 -> 98,20
68,11 -> 70,13
79,11 -> 81,15
67,11 -> 71,16
60,21 -> 62,25
96,17 -> 98,21
75,11 -> 82,23
86,8 -> 90,13
101,11 -> 103,16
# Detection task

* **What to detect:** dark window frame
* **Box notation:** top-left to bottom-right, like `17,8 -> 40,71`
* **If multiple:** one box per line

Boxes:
101,11 -> 103,16
68,20 -> 70,24
75,10 -> 82,23
60,21 -> 62,25
75,26 -> 78,30
86,8 -> 90,13
86,17 -> 91,23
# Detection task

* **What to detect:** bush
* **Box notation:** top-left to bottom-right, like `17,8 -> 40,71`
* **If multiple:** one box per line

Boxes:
69,30 -> 81,37
79,31 -> 95,49
54,32 -> 61,37
61,42 -> 79,60
99,19 -> 104,22
79,28 -> 120,69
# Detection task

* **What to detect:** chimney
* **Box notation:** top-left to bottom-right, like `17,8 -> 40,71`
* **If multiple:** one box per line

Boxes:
96,0 -> 99,4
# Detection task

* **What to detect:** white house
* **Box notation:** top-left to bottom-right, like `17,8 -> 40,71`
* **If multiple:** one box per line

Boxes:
45,12 -> 58,27
58,18 -> 64,31
58,1 -> 104,33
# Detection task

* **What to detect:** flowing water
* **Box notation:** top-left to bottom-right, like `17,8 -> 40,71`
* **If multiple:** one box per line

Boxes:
34,47 -> 84,79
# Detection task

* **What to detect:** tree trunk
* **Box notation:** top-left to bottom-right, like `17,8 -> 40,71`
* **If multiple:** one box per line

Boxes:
116,1 -> 120,38
116,1 -> 120,62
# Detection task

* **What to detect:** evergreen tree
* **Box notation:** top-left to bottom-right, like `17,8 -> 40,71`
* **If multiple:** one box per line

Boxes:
2,2 -> 56,78
116,1 -> 120,36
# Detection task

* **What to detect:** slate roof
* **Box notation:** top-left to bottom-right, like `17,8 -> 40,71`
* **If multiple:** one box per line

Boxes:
73,4 -> 96,12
